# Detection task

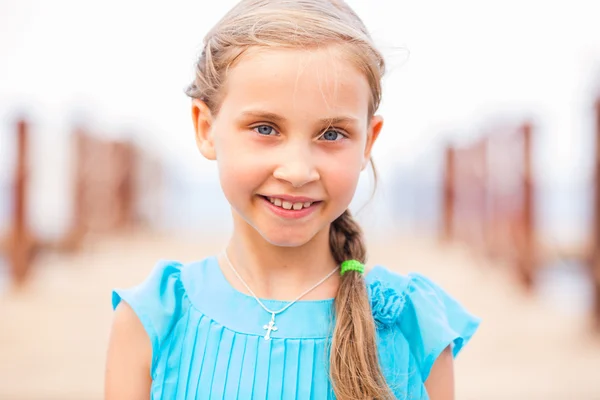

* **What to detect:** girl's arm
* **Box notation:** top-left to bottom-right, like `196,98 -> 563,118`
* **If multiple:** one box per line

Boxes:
104,302 -> 152,400
424,346 -> 455,400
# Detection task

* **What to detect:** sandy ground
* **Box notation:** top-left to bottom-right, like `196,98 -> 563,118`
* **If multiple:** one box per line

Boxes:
1,230 -> 600,400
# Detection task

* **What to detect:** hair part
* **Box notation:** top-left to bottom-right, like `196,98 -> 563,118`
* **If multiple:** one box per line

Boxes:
186,1 -> 392,398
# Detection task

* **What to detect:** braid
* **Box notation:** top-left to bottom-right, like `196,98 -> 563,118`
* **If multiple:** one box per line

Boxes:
329,210 -> 366,265
329,210 -> 394,399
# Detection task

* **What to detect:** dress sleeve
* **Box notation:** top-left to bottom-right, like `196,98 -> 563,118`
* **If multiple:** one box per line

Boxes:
111,260 -> 188,372
398,272 -> 481,381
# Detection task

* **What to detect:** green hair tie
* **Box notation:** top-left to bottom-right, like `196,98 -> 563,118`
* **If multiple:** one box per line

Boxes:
340,260 -> 365,275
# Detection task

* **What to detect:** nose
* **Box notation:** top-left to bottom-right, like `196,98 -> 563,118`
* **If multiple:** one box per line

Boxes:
272,144 -> 320,188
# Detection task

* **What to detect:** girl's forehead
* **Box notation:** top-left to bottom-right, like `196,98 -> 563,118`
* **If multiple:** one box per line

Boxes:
219,47 -> 372,119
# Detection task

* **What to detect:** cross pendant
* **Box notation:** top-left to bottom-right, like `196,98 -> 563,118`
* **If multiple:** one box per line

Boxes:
263,313 -> 278,340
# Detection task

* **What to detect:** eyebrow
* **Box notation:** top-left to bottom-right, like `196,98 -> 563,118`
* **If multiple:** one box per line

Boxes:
239,110 -> 360,126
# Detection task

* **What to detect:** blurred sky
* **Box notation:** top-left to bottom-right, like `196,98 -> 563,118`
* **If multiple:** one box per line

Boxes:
1,0 -> 600,238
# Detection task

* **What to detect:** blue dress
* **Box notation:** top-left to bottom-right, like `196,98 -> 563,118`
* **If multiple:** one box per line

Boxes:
112,256 -> 480,399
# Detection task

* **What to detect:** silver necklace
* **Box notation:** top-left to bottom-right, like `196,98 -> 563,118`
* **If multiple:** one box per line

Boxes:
222,250 -> 339,340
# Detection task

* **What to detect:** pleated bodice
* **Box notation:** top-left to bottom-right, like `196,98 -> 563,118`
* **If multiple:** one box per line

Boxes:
112,257 -> 480,399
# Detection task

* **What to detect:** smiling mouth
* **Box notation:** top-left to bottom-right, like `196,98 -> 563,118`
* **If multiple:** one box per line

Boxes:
260,196 -> 320,211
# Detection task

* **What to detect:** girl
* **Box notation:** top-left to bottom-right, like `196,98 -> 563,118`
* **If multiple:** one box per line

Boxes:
105,1 -> 480,399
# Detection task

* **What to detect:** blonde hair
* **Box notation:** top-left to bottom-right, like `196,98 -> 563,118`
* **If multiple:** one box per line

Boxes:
186,1 -> 393,398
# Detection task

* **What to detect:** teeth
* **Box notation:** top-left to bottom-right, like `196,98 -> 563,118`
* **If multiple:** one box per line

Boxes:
267,197 -> 314,210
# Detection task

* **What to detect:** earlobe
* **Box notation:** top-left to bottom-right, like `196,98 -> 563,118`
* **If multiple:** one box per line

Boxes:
192,99 -> 216,160
362,115 -> 383,170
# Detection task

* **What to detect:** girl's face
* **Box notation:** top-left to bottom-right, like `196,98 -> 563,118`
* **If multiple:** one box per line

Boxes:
193,46 -> 383,247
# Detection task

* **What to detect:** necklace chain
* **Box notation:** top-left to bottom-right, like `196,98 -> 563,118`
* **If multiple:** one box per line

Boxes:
222,249 -> 339,317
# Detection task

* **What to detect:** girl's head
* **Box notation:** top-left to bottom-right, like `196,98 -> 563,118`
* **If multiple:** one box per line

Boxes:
187,0 -> 393,398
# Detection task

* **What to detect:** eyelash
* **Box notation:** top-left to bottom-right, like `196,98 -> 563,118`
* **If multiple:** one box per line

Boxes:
251,124 -> 348,141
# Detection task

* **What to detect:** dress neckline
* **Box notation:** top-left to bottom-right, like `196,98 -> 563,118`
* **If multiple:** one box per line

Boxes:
181,256 -> 384,339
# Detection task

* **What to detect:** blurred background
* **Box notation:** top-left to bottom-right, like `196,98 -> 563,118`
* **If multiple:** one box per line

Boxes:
2,0 -> 600,398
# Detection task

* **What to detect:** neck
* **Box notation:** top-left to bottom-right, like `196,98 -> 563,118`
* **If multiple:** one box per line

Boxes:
220,219 -> 340,301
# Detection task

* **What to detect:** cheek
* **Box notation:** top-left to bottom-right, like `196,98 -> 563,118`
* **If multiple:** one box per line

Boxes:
217,157 -> 261,200
214,134 -> 269,198
321,153 -> 362,203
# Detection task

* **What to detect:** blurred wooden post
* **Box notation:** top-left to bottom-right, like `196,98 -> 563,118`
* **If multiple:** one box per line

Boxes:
593,99 -> 600,329
9,119 -> 34,285
115,141 -> 135,229
60,129 -> 138,245
477,137 -> 489,253
59,128 -> 87,251
72,129 -> 86,240
441,145 -> 455,242
514,122 -> 535,290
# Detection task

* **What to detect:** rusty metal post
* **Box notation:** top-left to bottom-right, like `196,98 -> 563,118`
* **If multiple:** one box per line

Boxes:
477,137 -> 489,253
121,142 -> 136,228
441,144 -> 455,242
58,128 -> 87,251
520,122 -> 535,290
10,119 -> 33,285
114,142 -> 136,229
593,99 -> 600,330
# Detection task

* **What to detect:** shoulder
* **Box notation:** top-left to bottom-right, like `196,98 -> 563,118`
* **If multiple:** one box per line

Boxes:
366,266 -> 447,327
105,301 -> 153,398
366,266 -> 481,380
111,258 -> 207,372
109,299 -> 152,366
111,260 -> 187,325
366,266 -> 480,332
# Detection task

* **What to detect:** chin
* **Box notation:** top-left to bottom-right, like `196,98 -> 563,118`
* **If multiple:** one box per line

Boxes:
258,225 -> 320,248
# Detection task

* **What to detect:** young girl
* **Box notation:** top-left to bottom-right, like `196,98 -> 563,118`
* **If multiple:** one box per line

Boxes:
105,1 -> 480,399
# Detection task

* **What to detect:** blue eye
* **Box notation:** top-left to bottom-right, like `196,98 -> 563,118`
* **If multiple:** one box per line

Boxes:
321,129 -> 343,141
254,125 -> 275,135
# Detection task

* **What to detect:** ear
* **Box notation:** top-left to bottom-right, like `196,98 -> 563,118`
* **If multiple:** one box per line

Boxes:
362,115 -> 383,170
192,99 -> 216,160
